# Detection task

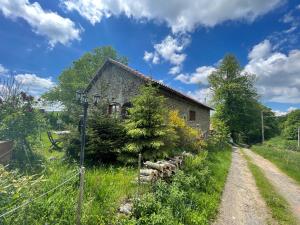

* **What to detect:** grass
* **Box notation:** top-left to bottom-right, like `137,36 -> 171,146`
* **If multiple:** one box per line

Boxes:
242,151 -> 298,225
122,144 -> 232,225
251,136 -> 300,184
1,132 -> 141,225
2,132 -> 231,225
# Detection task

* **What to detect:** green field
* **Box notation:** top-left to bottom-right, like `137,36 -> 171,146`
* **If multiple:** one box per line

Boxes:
251,136 -> 300,184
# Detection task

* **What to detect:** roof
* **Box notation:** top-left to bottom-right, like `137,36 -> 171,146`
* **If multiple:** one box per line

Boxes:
85,58 -> 213,110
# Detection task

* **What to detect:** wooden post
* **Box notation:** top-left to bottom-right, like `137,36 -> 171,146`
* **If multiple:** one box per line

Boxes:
76,167 -> 85,225
261,111 -> 264,143
138,153 -> 142,196
297,127 -> 300,148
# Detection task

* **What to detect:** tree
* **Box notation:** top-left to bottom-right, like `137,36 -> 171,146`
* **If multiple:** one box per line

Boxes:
208,55 -> 261,143
0,76 -> 47,158
283,109 -> 300,140
66,104 -> 128,164
43,46 -> 128,123
120,85 -> 177,163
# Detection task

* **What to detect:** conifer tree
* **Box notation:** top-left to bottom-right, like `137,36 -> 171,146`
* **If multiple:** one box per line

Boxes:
120,84 -> 177,163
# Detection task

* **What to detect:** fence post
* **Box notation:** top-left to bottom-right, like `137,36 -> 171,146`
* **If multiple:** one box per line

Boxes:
298,127 -> 300,148
76,166 -> 85,225
138,153 -> 142,195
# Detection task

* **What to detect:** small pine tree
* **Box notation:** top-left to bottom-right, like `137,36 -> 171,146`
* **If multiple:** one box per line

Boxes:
120,84 -> 176,163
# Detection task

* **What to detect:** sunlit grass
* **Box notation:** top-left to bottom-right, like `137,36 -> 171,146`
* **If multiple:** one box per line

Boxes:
242,151 -> 298,225
252,137 -> 300,184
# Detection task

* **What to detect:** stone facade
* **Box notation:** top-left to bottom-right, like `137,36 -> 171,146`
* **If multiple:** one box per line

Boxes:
86,59 -> 212,134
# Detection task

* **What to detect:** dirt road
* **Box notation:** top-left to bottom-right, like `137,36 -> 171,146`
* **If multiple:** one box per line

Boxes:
214,147 -> 275,225
244,148 -> 300,223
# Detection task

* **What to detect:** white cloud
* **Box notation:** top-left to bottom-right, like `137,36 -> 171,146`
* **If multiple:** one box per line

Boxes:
62,0 -> 282,33
0,0 -> 81,47
175,66 -> 216,85
15,73 -> 56,96
169,66 -> 181,75
244,40 -> 300,104
187,88 -> 213,104
0,64 -> 8,75
273,107 -> 298,116
144,35 -> 190,74
248,40 -> 272,60
143,51 -> 154,62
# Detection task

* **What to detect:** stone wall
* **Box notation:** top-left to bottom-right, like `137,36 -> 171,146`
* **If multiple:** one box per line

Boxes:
87,63 -> 210,134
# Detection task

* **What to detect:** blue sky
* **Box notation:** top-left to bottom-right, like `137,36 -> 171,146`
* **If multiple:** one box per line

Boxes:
0,0 -> 300,115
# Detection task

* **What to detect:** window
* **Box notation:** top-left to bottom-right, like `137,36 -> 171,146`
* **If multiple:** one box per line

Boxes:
108,103 -> 120,115
189,110 -> 196,121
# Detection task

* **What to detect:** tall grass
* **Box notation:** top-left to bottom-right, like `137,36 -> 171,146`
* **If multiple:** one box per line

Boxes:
251,137 -> 300,184
1,132 -> 140,225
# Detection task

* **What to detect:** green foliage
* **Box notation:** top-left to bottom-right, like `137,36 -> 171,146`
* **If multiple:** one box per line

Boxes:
209,116 -> 230,148
208,54 -> 279,144
282,109 -> 300,140
244,153 -> 298,225
123,144 -> 232,225
0,91 -> 47,156
168,110 -> 206,154
0,134 -> 140,225
252,137 -> 300,184
0,165 -> 43,211
66,105 -> 128,164
86,106 -> 128,163
43,46 -> 128,123
121,85 -> 178,163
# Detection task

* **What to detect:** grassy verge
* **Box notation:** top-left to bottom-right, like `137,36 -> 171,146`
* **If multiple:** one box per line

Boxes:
242,151 -> 298,225
251,137 -> 300,184
121,145 -> 232,225
1,132 -> 141,225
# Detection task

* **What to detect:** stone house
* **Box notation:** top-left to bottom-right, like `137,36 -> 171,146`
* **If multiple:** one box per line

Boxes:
85,58 -> 213,134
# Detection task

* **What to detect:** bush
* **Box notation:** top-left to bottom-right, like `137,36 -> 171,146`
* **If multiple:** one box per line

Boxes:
168,110 -> 206,154
0,90 -> 47,157
208,117 -> 230,150
66,105 -> 128,164
283,109 -> 300,140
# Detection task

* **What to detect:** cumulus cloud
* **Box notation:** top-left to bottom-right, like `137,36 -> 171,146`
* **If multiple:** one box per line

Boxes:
0,0 -> 81,47
62,0 -> 282,33
273,107 -> 298,116
0,64 -> 8,75
187,88 -> 213,104
144,35 -> 190,74
244,39 -> 300,104
175,66 -> 216,84
15,73 -> 56,96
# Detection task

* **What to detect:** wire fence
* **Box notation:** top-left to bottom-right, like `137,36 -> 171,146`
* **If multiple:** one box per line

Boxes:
0,170 -> 80,219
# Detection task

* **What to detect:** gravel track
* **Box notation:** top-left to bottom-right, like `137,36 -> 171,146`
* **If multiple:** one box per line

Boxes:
213,147 -> 275,225
243,148 -> 300,224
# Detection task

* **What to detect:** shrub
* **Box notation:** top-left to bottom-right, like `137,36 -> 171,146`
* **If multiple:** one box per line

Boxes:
66,105 -> 127,164
168,110 -> 206,153
208,117 -> 230,150
0,89 -> 47,158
